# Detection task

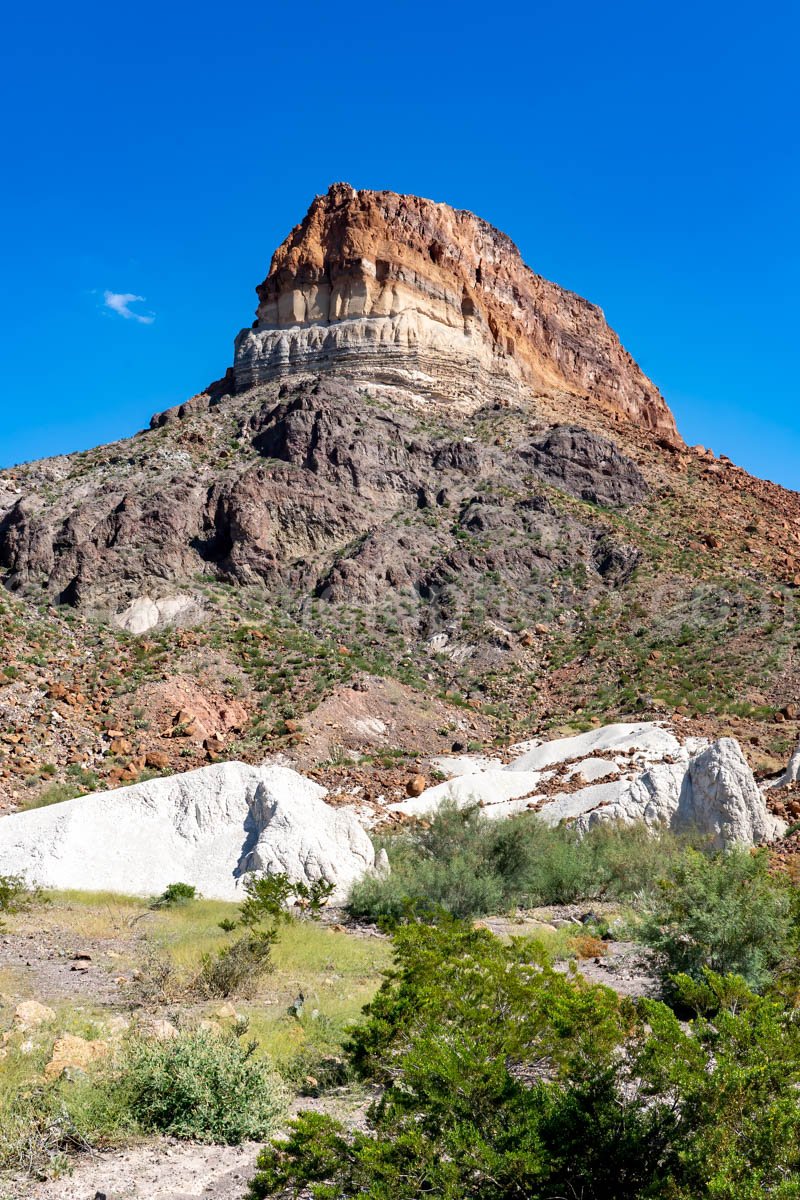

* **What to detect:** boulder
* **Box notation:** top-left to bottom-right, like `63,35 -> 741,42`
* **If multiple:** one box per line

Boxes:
0,761 -> 375,902
45,1033 -> 110,1080
14,1000 -> 56,1031
114,594 -> 201,635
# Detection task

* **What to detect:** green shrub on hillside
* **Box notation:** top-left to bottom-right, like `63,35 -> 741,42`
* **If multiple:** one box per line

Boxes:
637,846 -> 793,991
249,919 -> 800,1200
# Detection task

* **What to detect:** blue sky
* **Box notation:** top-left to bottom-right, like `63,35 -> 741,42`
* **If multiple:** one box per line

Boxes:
1,1 -> 798,486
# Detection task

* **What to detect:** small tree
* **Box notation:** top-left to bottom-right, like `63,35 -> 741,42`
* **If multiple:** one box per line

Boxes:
200,872 -> 333,998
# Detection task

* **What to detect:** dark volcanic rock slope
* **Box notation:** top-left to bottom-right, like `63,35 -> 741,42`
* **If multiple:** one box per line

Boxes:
0,375 -> 647,616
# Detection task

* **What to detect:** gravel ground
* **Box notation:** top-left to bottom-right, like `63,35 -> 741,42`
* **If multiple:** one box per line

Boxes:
13,1139 -> 261,1200
15,1094 -> 372,1200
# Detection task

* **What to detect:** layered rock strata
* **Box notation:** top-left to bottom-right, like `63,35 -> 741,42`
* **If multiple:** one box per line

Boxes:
234,184 -> 679,438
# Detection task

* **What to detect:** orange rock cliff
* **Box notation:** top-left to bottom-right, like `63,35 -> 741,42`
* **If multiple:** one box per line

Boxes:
233,183 -> 679,441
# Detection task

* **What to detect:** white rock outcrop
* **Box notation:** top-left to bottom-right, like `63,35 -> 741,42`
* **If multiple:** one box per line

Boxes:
769,736 -> 800,789
576,738 -> 784,848
391,722 -> 784,848
114,594 -> 202,635
0,762 -> 375,902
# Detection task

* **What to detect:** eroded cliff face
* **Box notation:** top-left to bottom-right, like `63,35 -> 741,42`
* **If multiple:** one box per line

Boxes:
234,184 -> 679,439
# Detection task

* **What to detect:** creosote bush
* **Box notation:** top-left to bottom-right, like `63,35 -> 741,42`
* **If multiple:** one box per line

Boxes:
250,919 -> 800,1200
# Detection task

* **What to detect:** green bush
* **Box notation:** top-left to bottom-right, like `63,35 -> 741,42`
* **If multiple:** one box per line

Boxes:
249,920 -> 800,1200
112,1028 -> 286,1144
348,804 -> 691,922
636,847 -> 793,991
0,873 -> 39,914
150,881 -> 198,908
0,1027 -> 286,1174
198,929 -> 278,998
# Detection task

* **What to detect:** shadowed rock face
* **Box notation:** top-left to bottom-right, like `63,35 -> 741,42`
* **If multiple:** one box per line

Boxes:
234,184 -> 680,440
0,377 -> 647,617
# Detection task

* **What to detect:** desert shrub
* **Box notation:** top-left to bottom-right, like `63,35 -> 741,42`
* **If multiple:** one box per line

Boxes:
197,929 -> 278,998
636,846 -> 793,991
250,920 -> 800,1200
198,872 -> 333,998
0,873 -> 39,914
127,948 -> 188,1005
348,804 -> 691,922
150,881 -> 198,909
1,1028 -> 286,1174
111,1028 -> 286,1144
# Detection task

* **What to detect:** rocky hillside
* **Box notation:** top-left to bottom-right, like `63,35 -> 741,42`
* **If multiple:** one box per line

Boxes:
1,184 -> 799,811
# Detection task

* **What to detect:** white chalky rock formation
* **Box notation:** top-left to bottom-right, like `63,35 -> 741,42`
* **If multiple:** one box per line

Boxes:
0,762 -> 375,902
768,736 -> 800,788
392,722 -> 784,848
114,593 -> 202,634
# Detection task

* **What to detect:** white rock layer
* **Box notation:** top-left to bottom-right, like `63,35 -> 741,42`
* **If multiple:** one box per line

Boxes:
114,594 -> 202,635
0,762 -> 374,902
391,723 -> 784,848
768,736 -> 800,789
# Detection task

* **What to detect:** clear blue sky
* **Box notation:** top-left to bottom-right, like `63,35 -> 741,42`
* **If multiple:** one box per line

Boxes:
1,1 -> 798,486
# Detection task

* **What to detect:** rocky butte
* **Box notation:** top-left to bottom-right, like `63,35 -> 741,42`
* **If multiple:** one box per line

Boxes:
233,183 -> 679,438
0,184 -> 684,617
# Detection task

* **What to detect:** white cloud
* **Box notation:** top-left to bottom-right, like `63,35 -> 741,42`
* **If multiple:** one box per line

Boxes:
103,290 -> 154,324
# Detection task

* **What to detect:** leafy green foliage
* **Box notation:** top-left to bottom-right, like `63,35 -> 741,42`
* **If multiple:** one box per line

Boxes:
150,881 -> 198,909
0,873 -> 39,914
198,928 -> 279,998
348,804 -> 692,921
637,847 -> 793,991
250,921 -> 800,1200
0,1027 -> 286,1173
111,1027 -> 285,1144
